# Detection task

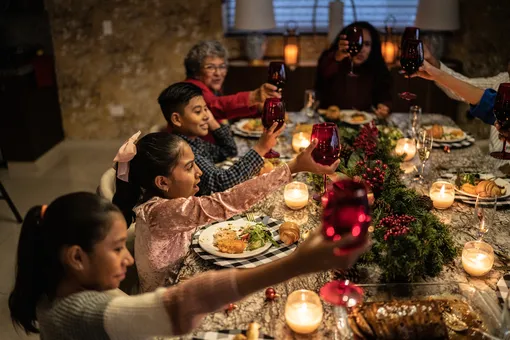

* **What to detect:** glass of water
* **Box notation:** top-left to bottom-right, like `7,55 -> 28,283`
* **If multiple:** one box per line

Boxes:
409,105 -> 422,138
303,89 -> 316,118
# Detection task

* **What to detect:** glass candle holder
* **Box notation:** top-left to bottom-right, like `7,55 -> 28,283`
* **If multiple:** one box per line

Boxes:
284,182 -> 309,210
462,241 -> 494,277
292,132 -> 311,153
285,289 -> 323,334
395,138 -> 416,161
429,181 -> 455,209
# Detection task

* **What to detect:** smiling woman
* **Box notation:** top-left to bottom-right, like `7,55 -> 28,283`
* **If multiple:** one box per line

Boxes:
182,40 -> 281,143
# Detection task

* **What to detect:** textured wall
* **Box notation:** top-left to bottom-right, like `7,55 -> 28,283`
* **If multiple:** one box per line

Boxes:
46,0 -> 223,139
447,0 -> 510,77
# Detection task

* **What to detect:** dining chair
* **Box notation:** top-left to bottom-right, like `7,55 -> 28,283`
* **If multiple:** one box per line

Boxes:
0,180 -> 23,223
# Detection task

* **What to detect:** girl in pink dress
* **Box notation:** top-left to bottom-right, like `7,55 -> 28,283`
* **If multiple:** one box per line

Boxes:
113,132 -> 340,292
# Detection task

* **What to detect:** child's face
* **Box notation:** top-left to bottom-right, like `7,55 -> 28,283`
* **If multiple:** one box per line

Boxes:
166,143 -> 203,199
82,213 -> 134,290
172,95 -> 210,137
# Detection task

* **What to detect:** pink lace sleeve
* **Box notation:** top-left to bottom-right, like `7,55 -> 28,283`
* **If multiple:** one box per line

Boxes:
149,164 -> 292,233
162,269 -> 240,335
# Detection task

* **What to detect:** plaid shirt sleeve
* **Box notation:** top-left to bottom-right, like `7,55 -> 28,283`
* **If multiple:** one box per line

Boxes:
205,124 -> 238,163
195,150 -> 264,196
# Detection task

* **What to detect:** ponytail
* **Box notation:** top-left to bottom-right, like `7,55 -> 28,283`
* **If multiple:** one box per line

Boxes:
9,192 -> 119,334
9,206 -> 45,334
112,132 -> 185,224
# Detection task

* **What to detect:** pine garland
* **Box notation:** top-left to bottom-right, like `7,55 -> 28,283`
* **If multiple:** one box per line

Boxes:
309,123 -> 458,282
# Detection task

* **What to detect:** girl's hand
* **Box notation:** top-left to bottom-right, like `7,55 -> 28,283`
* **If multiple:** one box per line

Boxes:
411,60 -> 443,81
288,139 -> 341,174
291,227 -> 371,274
253,122 -> 285,157
335,35 -> 350,62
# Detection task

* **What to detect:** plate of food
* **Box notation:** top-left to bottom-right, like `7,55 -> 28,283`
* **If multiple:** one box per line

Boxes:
234,119 -> 264,136
198,220 -> 278,259
423,124 -> 467,143
341,110 -> 373,125
454,173 -> 509,199
319,105 -> 343,121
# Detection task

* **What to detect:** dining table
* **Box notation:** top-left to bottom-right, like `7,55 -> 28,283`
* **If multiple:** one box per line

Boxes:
174,111 -> 510,340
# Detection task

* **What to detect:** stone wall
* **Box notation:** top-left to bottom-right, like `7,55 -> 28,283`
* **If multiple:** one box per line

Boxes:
46,0 -> 223,139
47,0 -> 509,139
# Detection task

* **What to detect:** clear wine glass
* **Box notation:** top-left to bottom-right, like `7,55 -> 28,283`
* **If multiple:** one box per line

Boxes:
321,280 -> 363,339
490,83 -> 510,160
268,61 -> 286,94
345,26 -> 363,77
415,129 -> 433,182
409,105 -> 422,138
475,195 -> 497,240
399,39 -> 424,101
262,98 -> 285,158
303,89 -> 316,118
310,123 -> 341,199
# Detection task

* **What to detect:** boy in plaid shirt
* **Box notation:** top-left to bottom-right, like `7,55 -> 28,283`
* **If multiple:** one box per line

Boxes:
158,82 -> 283,196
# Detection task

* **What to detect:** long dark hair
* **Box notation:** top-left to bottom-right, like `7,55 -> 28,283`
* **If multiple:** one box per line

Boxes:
330,21 -> 387,72
112,132 -> 185,224
8,192 -> 119,334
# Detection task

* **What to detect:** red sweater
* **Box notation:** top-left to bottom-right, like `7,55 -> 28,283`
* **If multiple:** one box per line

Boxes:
166,79 -> 259,143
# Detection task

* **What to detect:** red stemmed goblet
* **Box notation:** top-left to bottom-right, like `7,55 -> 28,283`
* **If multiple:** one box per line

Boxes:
262,97 -> 286,158
310,123 -> 340,199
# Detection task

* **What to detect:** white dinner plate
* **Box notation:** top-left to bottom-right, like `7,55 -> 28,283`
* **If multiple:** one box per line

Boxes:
198,220 -> 273,259
234,119 -> 264,137
340,110 -> 374,125
423,125 -> 467,143
452,174 -> 510,199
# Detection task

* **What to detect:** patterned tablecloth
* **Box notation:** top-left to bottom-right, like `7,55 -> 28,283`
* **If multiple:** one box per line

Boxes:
175,112 -> 510,339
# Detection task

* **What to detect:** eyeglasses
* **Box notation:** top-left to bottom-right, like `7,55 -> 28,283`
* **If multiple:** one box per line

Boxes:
203,64 -> 228,74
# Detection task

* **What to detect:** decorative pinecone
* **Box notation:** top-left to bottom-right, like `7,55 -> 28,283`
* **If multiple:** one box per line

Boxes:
417,195 -> 433,211
333,267 -> 361,283
374,199 -> 392,214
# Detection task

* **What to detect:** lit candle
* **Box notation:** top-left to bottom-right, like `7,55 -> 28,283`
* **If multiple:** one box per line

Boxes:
284,182 -> 309,210
284,44 -> 298,66
462,241 -> 494,277
285,290 -> 323,334
429,181 -> 455,209
292,132 -> 311,153
395,138 -> 416,161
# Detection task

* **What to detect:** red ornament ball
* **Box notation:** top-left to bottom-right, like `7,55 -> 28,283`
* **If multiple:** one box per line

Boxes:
443,146 -> 451,153
265,287 -> 278,301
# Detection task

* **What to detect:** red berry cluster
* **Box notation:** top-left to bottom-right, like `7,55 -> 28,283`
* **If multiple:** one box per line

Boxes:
353,122 -> 379,159
356,159 -> 388,192
379,214 -> 416,241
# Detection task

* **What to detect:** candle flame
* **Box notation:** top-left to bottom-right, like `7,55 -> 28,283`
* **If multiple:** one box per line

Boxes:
403,143 -> 409,152
439,185 -> 445,196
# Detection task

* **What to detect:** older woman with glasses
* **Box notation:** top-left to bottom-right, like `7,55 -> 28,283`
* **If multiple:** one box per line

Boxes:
181,40 -> 280,142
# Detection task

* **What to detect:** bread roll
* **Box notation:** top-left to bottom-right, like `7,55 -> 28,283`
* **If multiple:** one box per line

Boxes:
246,322 -> 260,340
279,222 -> 300,245
427,124 -> 444,139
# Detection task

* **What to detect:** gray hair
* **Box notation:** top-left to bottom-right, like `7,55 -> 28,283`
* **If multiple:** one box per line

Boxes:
184,40 -> 228,79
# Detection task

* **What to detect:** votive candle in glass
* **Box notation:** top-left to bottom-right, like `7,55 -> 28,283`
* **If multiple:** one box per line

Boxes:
292,132 -> 311,153
285,290 -> 323,334
462,241 -> 494,277
429,181 -> 455,209
395,138 -> 417,161
284,182 -> 309,210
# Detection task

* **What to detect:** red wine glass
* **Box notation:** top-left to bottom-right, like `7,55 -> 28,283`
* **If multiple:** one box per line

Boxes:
345,26 -> 363,77
310,123 -> 340,198
268,61 -> 286,93
320,179 -> 369,338
401,26 -> 420,51
490,83 -> 510,160
399,39 -> 424,101
262,97 -> 285,158
321,179 -> 371,246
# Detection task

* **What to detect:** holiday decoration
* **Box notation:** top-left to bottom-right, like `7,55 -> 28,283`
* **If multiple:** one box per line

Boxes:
225,303 -> 238,314
308,123 -> 458,282
265,287 -> 279,301
443,145 -> 451,153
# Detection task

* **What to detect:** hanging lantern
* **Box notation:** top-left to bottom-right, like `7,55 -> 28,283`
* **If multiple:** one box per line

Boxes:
381,15 -> 398,65
283,20 -> 300,70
